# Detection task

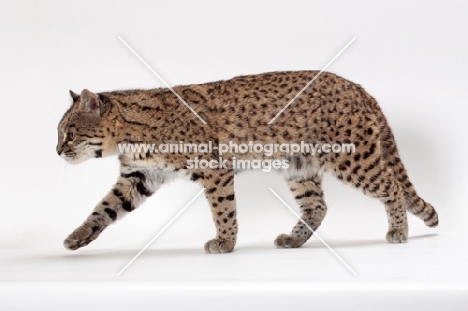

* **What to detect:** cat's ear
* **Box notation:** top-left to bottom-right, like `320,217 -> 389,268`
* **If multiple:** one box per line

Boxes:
69,90 -> 80,101
79,89 -> 102,116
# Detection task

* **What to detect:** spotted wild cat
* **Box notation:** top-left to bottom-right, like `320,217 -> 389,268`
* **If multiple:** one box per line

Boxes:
56,71 -> 438,252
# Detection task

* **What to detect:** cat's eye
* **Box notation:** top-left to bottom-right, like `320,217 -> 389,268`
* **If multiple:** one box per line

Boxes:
67,132 -> 75,141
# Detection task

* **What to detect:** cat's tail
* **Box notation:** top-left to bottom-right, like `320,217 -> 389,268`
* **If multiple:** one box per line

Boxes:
368,95 -> 439,228
397,163 -> 439,228
381,127 -> 438,228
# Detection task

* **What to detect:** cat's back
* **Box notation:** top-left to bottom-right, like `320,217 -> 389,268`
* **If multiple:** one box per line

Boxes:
205,71 -> 381,143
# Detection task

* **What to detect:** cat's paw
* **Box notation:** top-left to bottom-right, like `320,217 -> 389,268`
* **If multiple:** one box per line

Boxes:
386,227 -> 408,243
204,238 -> 235,254
274,233 -> 307,249
64,224 -> 102,250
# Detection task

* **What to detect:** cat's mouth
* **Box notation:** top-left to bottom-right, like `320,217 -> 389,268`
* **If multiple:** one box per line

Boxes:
61,149 -> 100,164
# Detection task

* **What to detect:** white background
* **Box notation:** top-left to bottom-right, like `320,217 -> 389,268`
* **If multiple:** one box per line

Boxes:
1,0 -> 467,310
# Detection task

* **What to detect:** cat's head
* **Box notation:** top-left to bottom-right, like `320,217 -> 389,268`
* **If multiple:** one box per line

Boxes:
56,89 -> 112,164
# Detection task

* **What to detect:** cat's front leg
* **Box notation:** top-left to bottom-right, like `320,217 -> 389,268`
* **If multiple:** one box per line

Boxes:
190,169 -> 238,253
64,167 -> 165,250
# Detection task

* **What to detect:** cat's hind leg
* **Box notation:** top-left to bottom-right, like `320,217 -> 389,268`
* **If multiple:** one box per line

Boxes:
376,168 -> 409,243
335,154 -> 408,243
275,173 -> 327,248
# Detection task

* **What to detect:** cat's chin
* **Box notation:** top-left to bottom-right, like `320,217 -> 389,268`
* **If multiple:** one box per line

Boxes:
63,156 -> 88,165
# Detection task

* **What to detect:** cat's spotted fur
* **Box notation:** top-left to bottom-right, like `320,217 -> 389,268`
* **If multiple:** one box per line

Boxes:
57,71 -> 438,252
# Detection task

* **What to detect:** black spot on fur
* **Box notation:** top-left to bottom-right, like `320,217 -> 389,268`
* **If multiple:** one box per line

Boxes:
121,171 -> 146,181
191,173 -> 203,181
122,200 -> 133,212
136,182 -> 152,196
113,189 -> 123,197
206,187 -> 217,194
363,143 -> 376,160
222,175 -> 234,187
352,165 -> 361,174
104,208 -> 117,221
295,190 -> 318,200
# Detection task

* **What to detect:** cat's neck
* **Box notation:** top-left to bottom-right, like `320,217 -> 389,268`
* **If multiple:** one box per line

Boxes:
101,88 -> 204,146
